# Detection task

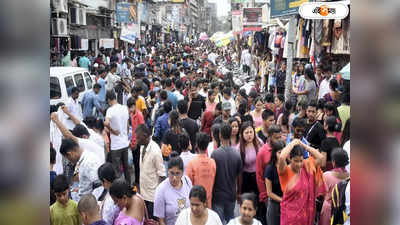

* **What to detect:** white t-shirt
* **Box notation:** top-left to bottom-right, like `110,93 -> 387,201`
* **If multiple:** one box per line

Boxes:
80,122 -> 105,151
175,208 -> 223,225
106,72 -> 121,91
227,217 -> 262,225
318,76 -> 332,99
180,151 -> 197,173
208,53 -> 217,64
105,104 -> 130,150
78,138 -> 105,164
88,128 -> 105,151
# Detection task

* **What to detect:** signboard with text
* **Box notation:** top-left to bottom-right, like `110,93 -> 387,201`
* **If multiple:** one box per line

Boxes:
270,0 -> 309,18
232,10 -> 243,34
116,2 -> 138,23
121,23 -> 140,44
243,8 -> 263,32
99,39 -> 114,49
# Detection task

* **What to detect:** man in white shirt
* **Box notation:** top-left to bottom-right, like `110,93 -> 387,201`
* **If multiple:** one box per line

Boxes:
179,67 -> 186,80
65,87 -> 83,130
50,112 -> 106,164
208,50 -> 217,65
222,87 -> 237,116
106,63 -> 121,91
120,58 -> 132,79
59,138 -> 104,201
104,90 -> 131,185
241,48 -> 252,76
136,124 -> 166,220
318,65 -> 333,99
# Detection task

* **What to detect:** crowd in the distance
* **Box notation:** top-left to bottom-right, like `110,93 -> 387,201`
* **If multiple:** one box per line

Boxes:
50,39 -> 350,225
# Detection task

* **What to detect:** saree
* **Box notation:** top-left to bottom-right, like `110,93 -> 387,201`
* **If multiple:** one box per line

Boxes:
280,158 -> 326,225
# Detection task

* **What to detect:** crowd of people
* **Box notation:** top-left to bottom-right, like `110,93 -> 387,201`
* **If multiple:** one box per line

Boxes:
50,39 -> 350,225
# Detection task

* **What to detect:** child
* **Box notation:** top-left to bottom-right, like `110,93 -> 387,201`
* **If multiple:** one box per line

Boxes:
50,175 -> 81,225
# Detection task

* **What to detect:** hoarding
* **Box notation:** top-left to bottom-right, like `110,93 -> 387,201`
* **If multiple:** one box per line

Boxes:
243,8 -> 263,32
232,10 -> 243,34
270,0 -> 309,18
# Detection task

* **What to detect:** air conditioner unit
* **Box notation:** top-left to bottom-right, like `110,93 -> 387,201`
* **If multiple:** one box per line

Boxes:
51,18 -> 68,36
70,7 -> 79,25
52,0 -> 68,13
79,8 -> 87,25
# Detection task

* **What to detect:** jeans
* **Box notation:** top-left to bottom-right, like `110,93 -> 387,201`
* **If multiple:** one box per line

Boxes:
213,200 -> 236,225
110,147 -> 131,185
267,198 -> 280,225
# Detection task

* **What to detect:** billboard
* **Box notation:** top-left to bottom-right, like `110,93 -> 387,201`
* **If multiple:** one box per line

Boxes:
121,23 -> 140,44
232,10 -> 243,34
270,0 -> 309,18
116,2 -> 138,23
242,8 -> 263,32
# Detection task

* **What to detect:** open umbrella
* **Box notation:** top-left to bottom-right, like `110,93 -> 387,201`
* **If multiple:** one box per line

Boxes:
199,32 -> 208,41
339,63 -> 350,80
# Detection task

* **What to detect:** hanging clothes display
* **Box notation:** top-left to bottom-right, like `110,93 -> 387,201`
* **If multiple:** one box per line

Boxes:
330,17 -> 350,55
321,19 -> 332,47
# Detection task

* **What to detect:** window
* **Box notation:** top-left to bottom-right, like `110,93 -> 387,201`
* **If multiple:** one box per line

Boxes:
84,72 -> 93,89
50,77 -> 61,99
64,76 -> 75,97
74,73 -> 85,92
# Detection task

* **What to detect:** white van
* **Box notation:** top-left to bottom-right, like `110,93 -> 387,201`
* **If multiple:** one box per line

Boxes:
50,67 -> 95,106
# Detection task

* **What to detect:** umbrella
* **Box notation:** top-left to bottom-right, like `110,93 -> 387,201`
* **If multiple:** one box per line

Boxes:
199,32 -> 208,41
339,63 -> 350,80
210,32 -> 224,42
243,31 -> 252,37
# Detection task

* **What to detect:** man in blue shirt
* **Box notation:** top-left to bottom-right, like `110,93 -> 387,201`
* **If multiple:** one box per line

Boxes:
153,101 -> 172,144
79,52 -> 91,69
286,117 -> 310,158
164,78 -> 178,109
81,83 -> 103,119
97,68 -> 107,107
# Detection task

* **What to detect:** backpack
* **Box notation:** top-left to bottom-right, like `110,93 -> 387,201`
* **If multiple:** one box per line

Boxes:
331,178 -> 350,225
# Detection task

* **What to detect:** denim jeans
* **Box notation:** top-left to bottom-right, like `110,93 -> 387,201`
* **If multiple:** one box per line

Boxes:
213,200 -> 236,225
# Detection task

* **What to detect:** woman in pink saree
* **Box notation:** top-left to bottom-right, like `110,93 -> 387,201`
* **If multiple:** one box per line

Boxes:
319,148 -> 349,225
278,139 -> 326,225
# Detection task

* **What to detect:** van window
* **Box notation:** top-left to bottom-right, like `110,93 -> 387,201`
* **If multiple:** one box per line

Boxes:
50,77 -> 61,99
84,72 -> 93,89
74,73 -> 85,92
64,76 -> 75,97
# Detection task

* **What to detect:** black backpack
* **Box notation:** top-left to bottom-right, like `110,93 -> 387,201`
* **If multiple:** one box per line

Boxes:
331,178 -> 350,225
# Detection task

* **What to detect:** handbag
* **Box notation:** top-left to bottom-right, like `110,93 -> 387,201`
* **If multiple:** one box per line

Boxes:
143,203 -> 159,225
138,195 -> 159,225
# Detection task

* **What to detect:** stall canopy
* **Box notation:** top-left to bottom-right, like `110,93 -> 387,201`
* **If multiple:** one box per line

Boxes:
339,63 -> 350,80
